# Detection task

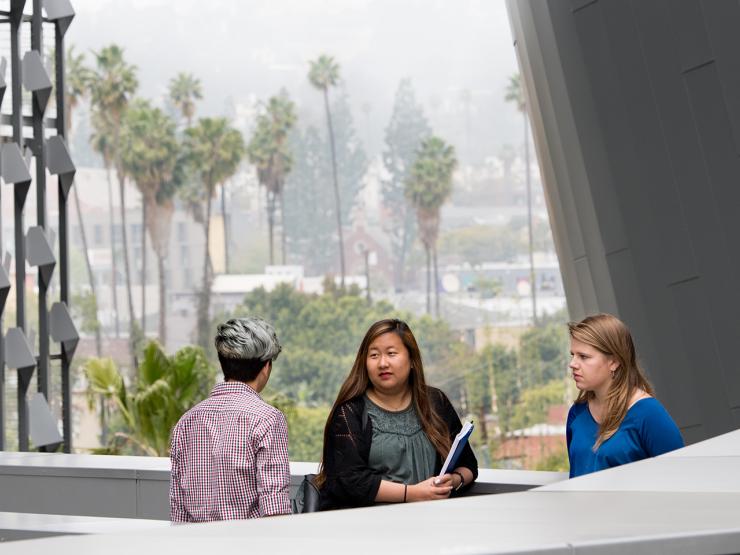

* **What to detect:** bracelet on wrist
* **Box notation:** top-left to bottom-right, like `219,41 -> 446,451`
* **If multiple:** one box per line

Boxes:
452,471 -> 465,491
403,483 -> 408,502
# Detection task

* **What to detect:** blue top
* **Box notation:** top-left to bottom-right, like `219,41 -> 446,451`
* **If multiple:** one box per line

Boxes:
566,397 -> 684,478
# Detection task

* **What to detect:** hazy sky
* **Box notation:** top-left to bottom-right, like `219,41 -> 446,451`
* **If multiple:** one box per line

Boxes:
67,0 -> 522,160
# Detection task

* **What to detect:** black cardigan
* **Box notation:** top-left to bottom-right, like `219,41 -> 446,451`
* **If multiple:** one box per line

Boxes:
319,387 -> 478,510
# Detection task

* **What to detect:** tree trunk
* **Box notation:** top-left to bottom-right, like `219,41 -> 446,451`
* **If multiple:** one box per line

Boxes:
433,244 -> 440,317
280,192 -> 287,265
73,185 -> 102,356
524,113 -> 537,326
106,166 -> 120,338
323,88 -> 346,288
267,191 -> 275,265
197,192 -> 214,351
141,200 -> 147,337
221,183 -> 229,274
393,207 -> 413,293
114,125 -> 137,364
157,251 -> 167,346
425,244 -> 431,314
144,198 -> 173,348
478,404 -> 488,443
99,398 -> 107,445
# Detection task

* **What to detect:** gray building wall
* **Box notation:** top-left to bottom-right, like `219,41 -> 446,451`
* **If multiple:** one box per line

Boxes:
507,0 -> 740,442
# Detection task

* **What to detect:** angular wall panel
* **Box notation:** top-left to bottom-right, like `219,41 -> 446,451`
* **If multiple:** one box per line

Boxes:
507,0 -> 739,440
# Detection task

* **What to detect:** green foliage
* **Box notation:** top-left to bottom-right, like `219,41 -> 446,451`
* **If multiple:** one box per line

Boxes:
509,379 -> 565,431
473,276 -> 503,299
88,44 -> 138,166
282,127 -> 333,271
120,99 -> 179,200
307,54 -> 340,91
519,322 -> 570,387
331,88 -> 368,221
405,136 -> 457,222
71,291 -> 101,337
168,72 -> 202,126
470,344 -> 519,433
89,44 -> 139,122
184,117 -> 245,197
246,89 -> 297,196
247,89 -> 298,263
505,73 -> 525,113
65,45 -> 94,129
183,117 -> 245,350
282,90 -> 367,272
261,391 -> 329,462
229,284 -> 468,406
83,341 -> 217,456
382,79 -> 432,290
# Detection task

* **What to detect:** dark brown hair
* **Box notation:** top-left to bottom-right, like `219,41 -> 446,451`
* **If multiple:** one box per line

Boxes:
569,313 -> 654,449
315,319 -> 451,487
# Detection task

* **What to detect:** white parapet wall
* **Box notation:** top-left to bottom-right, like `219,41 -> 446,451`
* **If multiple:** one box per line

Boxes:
0,452 -> 565,521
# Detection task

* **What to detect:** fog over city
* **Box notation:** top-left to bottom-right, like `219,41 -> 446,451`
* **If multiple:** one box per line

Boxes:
1,0 -> 572,469
68,0 -> 521,159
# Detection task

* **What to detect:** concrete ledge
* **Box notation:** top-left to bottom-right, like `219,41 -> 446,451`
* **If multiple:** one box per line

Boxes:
0,452 -> 566,520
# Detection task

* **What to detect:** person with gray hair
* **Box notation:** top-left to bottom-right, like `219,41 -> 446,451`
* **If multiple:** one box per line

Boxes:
169,317 -> 291,522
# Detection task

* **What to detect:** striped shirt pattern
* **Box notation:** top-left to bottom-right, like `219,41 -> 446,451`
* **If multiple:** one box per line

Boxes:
169,381 -> 291,522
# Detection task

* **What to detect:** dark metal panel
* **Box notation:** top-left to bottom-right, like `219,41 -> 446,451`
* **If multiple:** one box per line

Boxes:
683,63 -> 740,409
701,0 -> 740,155
567,1 -> 630,257
669,278 -> 734,438
571,0 -> 597,12
669,0 -> 714,71
639,4 -> 740,417
598,0 -> 697,286
538,0 -> 620,312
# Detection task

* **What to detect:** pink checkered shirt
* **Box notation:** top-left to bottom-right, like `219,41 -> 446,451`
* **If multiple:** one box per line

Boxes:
169,381 -> 291,522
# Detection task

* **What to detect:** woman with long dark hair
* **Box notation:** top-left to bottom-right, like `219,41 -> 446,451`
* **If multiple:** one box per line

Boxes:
567,313 -> 684,477
317,319 -> 477,510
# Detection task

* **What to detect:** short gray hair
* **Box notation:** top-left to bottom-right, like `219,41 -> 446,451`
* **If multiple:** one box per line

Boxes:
214,317 -> 282,362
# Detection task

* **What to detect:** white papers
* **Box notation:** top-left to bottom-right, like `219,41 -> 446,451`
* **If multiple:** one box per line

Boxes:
439,421 -> 474,476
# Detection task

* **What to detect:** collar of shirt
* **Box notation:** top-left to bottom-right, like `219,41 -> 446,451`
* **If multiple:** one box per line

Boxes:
210,380 -> 261,399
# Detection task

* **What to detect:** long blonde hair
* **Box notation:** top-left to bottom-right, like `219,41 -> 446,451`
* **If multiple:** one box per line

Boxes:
569,313 -> 654,449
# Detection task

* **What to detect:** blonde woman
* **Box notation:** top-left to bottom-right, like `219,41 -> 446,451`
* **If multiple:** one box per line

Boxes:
566,314 -> 683,477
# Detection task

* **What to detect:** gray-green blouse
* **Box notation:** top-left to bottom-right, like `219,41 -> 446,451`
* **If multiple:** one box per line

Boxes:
364,395 -> 437,484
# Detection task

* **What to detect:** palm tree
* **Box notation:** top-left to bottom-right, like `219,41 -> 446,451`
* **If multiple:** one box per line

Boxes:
406,136 -> 457,316
505,73 -> 537,326
89,44 -> 139,358
120,100 -> 180,346
64,46 -> 103,357
247,90 -> 297,265
183,118 -> 245,351
308,54 -> 345,287
168,72 -> 202,129
84,341 -> 217,456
